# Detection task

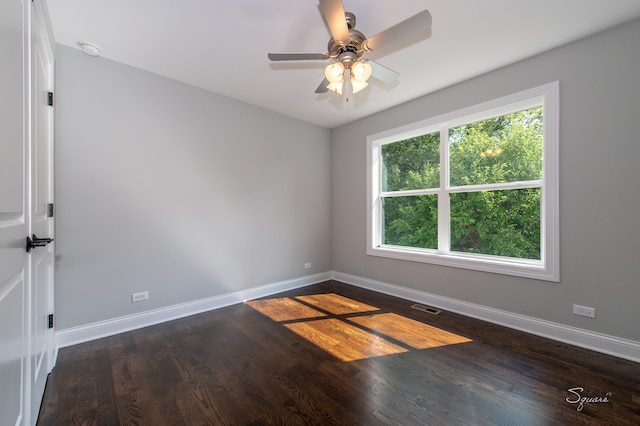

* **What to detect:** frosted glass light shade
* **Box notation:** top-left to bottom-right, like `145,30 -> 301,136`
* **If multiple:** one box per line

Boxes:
327,82 -> 343,94
352,61 -> 372,83
352,80 -> 368,93
325,62 -> 345,84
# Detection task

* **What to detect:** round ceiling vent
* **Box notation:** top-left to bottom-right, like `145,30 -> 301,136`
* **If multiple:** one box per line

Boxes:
77,42 -> 101,57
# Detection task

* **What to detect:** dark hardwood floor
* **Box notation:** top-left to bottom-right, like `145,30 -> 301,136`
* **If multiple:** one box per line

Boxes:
38,281 -> 639,425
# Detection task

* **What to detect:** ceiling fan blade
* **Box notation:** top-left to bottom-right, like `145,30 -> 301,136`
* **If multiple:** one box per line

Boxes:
369,60 -> 400,84
362,10 -> 432,52
315,78 -> 330,93
319,0 -> 349,42
268,52 -> 328,61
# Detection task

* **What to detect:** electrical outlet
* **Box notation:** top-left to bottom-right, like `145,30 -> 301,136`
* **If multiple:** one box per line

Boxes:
132,291 -> 149,303
573,304 -> 595,318
304,262 -> 312,269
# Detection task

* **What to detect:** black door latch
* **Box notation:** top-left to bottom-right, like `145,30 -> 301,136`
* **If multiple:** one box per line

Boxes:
26,234 -> 54,253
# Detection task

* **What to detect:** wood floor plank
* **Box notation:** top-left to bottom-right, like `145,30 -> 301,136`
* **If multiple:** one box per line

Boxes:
233,306 -> 373,424
348,312 -> 472,349
38,339 -> 119,425
285,318 -> 408,361
295,293 -> 380,315
246,297 -> 327,322
39,281 -> 640,425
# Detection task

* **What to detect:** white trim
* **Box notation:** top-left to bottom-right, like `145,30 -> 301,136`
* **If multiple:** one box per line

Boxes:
367,82 -> 560,282
331,271 -> 640,363
55,272 -> 331,349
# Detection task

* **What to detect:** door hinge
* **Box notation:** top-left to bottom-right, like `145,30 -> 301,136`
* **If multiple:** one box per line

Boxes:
48,203 -> 54,218
47,91 -> 54,107
48,314 -> 54,329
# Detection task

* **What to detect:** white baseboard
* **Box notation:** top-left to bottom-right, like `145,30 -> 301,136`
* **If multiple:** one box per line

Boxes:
55,270 -> 639,364
55,271 -> 332,349
331,271 -> 640,363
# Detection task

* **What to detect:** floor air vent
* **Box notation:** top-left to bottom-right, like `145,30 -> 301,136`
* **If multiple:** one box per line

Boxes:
410,304 -> 441,315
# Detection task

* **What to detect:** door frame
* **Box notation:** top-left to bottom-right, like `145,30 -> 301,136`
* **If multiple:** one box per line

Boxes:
27,0 -> 56,423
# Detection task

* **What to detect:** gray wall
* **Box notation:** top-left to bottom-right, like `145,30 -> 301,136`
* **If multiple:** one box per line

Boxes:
56,19 -> 640,343
331,19 -> 640,342
55,45 -> 331,329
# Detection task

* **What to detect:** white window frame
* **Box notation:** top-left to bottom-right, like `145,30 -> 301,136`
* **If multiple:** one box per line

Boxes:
367,82 -> 559,282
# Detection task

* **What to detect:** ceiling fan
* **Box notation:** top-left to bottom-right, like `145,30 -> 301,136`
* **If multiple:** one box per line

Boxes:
268,0 -> 432,101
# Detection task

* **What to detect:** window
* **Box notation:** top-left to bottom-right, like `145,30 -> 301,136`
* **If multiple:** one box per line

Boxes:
367,82 -> 559,281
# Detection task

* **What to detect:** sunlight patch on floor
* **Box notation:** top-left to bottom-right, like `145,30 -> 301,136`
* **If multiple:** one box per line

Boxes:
285,319 -> 407,361
246,298 -> 327,322
246,293 -> 472,361
294,293 -> 380,315
348,313 -> 472,349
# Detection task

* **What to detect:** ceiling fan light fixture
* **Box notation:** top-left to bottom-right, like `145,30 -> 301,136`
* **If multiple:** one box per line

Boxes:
327,82 -> 343,94
351,80 -> 368,94
352,61 -> 372,83
325,62 -> 345,84
268,2 -> 433,102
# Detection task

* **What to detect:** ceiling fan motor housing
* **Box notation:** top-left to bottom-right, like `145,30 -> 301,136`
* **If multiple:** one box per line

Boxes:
327,13 -> 366,68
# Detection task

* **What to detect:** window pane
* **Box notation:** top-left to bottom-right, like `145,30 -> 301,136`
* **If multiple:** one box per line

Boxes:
382,133 -> 439,192
449,107 -> 543,187
382,195 -> 437,249
450,188 -> 541,259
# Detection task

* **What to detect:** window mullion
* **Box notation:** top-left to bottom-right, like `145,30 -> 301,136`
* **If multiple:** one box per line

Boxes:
374,144 -> 383,248
381,188 -> 437,197
448,180 -> 543,193
439,127 -> 450,253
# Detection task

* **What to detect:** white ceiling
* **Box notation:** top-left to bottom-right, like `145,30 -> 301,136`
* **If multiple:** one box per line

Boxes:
46,0 -> 640,129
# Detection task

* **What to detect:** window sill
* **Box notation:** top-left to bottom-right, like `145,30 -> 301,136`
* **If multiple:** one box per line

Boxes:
367,245 -> 559,282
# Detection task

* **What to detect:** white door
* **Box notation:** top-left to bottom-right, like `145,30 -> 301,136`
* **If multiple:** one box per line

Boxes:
0,1 -> 30,425
29,1 -> 56,422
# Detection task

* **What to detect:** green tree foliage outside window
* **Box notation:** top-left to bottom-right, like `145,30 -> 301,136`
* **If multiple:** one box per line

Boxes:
381,107 -> 543,260
382,133 -> 440,192
383,195 -> 438,249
